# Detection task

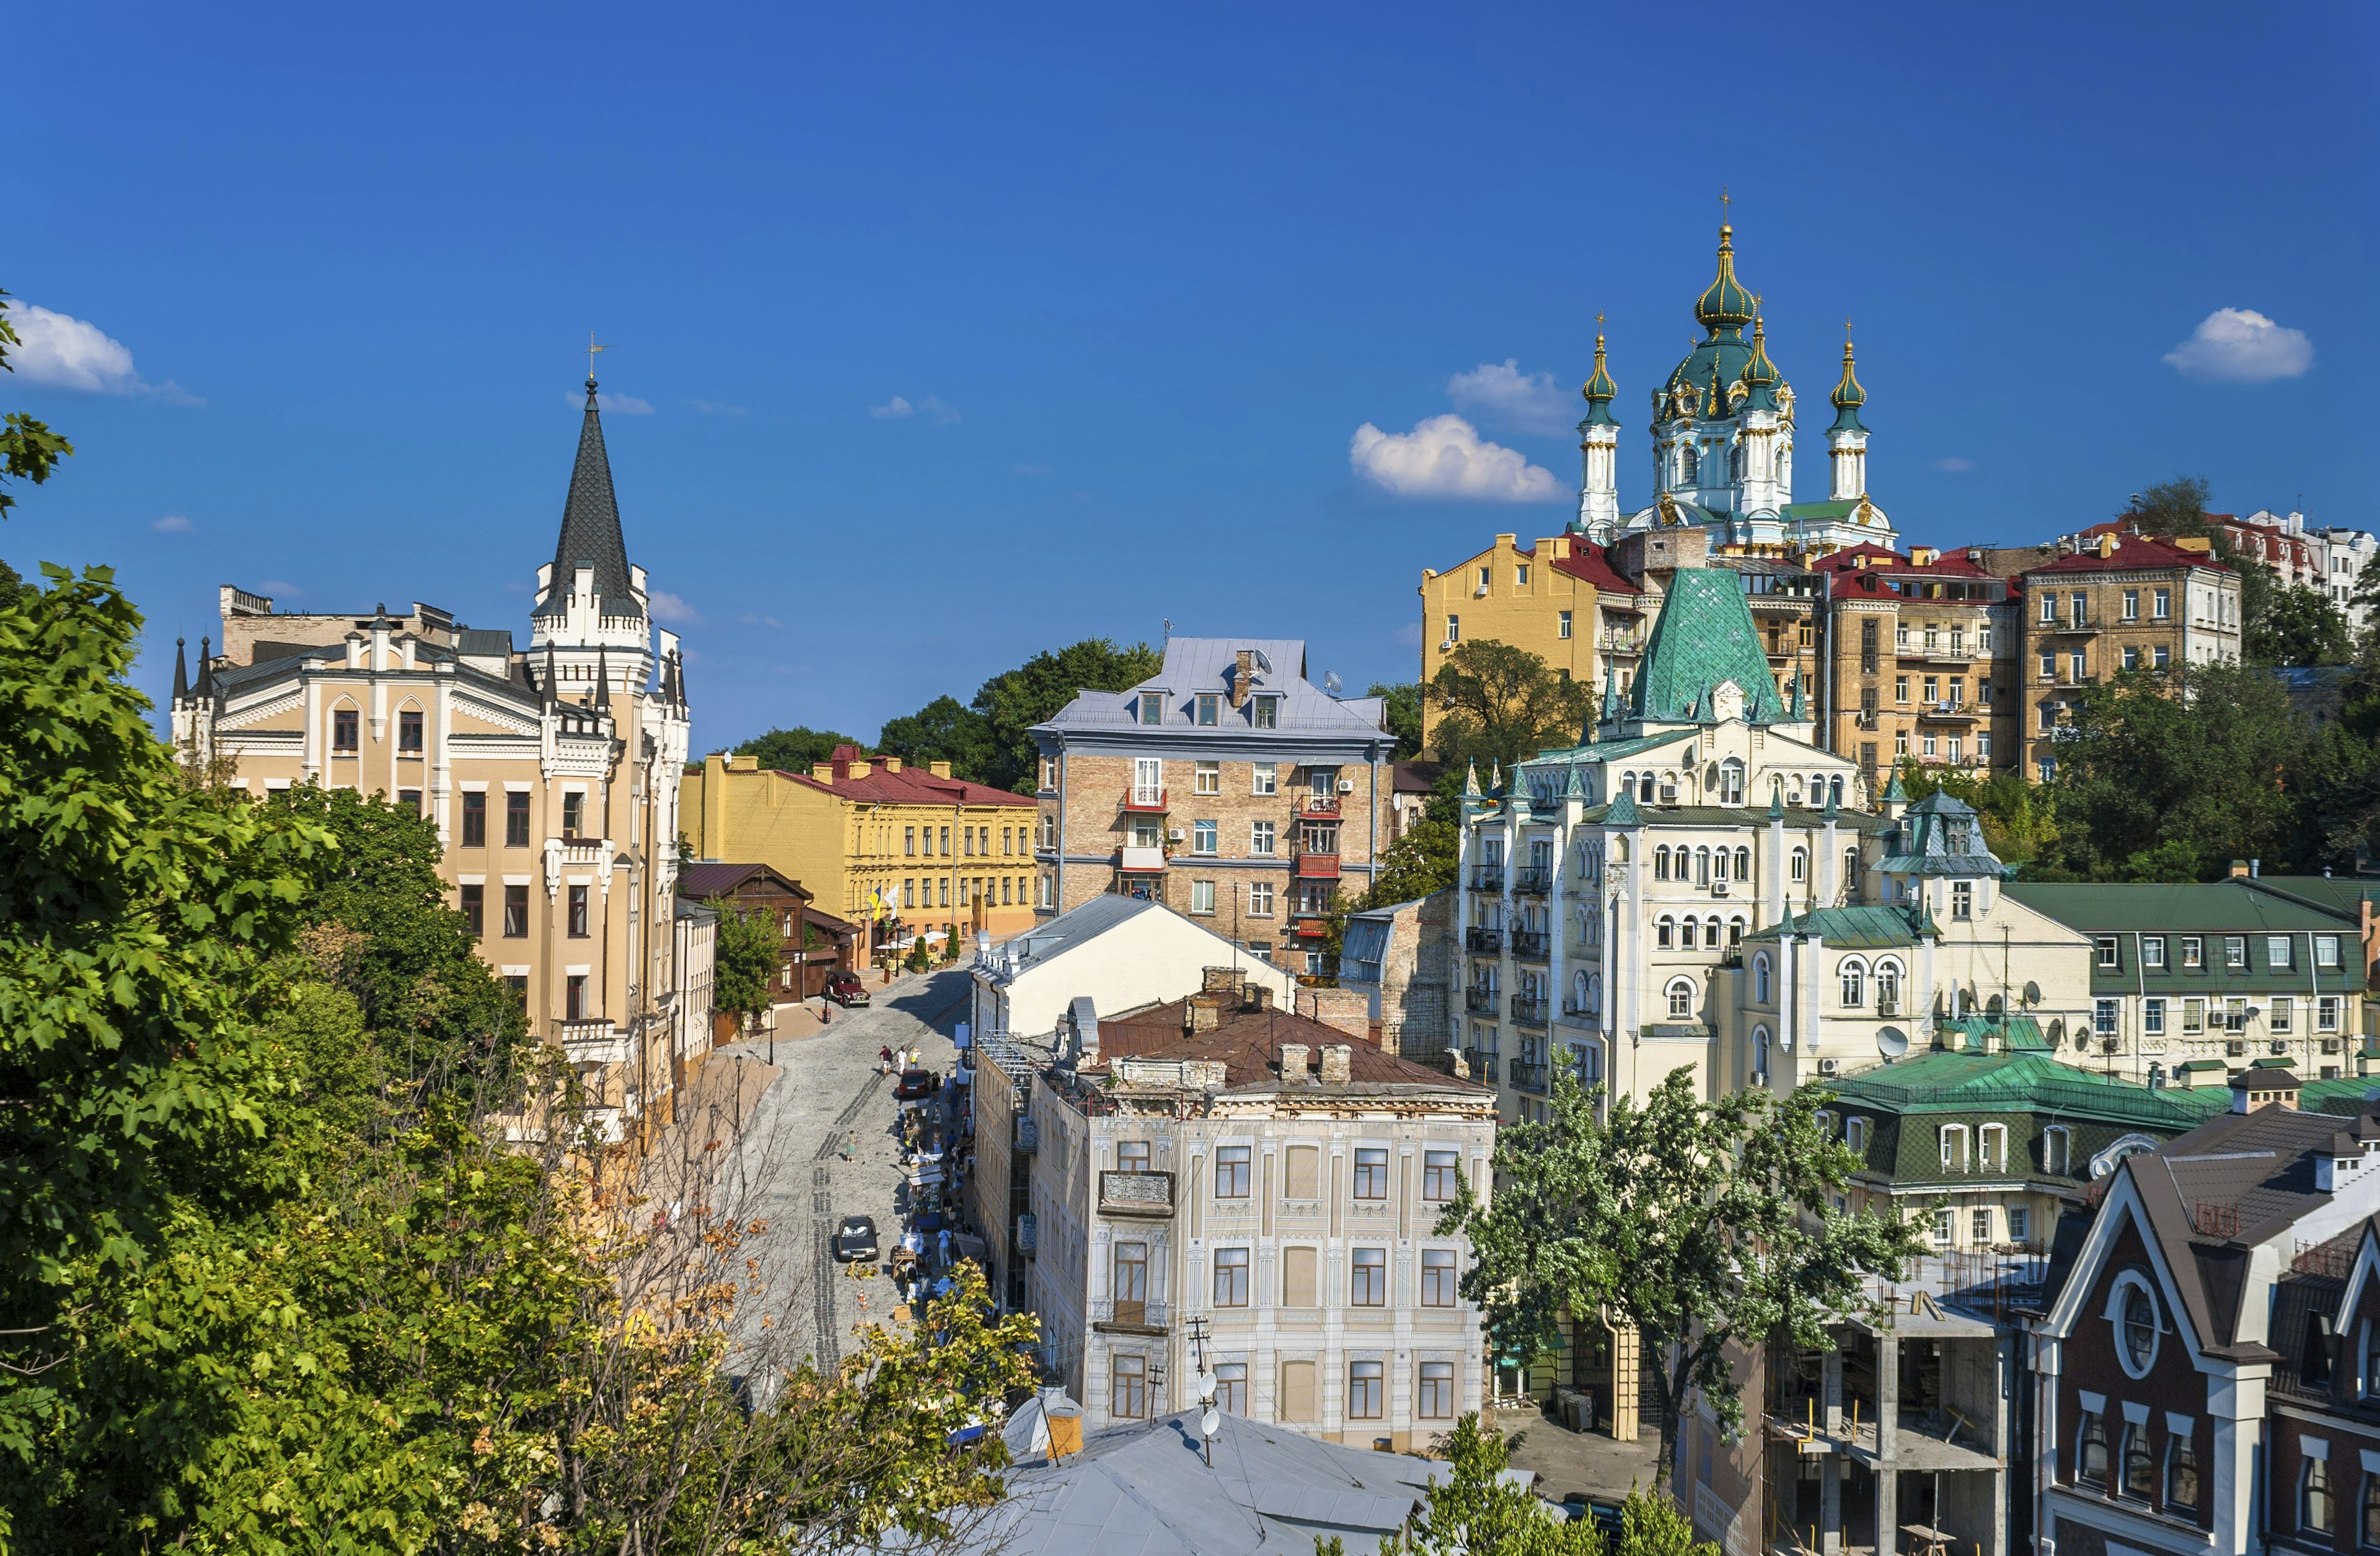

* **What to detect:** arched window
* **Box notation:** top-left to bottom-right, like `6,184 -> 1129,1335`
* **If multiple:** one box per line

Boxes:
1587,973 -> 1602,1017
1619,771 -> 1634,801
1656,915 -> 1675,949
1845,847 -> 1861,889
1979,1123 -> 2008,1171
1681,444 -> 1699,485
1680,917 -> 1698,949
1753,954 -> 1772,1004
1719,758 -> 1745,806
1875,959 -> 1903,1014
1572,970 -> 1589,1014
1695,846 -> 1711,885
1613,835 -> 1630,863
1840,959 -> 1867,1008
1639,772 -> 1656,803
1667,978 -> 1696,1019
1706,916 -> 1722,948
1938,1123 -> 1971,1171
1654,845 -> 1672,881
1712,848 -> 1730,884
1753,1026 -> 1771,1076
1735,846 -> 1751,880
1830,775 -> 1845,807
1729,916 -> 1746,947
1791,847 -> 1808,882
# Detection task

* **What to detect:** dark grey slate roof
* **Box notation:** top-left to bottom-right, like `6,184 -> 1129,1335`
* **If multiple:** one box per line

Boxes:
536,383 -> 641,620
456,628 -> 515,657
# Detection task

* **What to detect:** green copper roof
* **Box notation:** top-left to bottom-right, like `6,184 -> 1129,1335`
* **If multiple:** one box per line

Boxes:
1736,317 -> 1785,413
1693,224 -> 1757,334
1603,788 -> 1642,827
1745,905 -> 1925,948
1934,1015 -> 2054,1053
1580,329 -> 1620,428
1829,1049 -> 2206,1132
1828,337 -> 1869,434
1628,568 -> 1790,725
1781,499 -> 1864,521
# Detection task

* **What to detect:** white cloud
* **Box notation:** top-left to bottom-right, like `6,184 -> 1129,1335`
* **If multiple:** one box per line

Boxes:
570,389 -> 654,414
257,579 -> 304,599
871,393 -> 959,424
1933,457 -> 1977,473
4,299 -> 198,402
648,591 -> 701,624
2163,308 -> 2313,384
1349,414 -> 1562,502
735,610 -> 783,629
1395,620 -> 1423,648
689,398 -> 748,416
152,514 -> 193,532
1447,359 -> 1572,435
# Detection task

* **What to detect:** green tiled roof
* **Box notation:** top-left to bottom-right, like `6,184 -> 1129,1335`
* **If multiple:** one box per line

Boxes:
2004,881 -> 2358,932
1830,1050 -> 2204,1128
1934,1015 -> 2053,1053
1629,568 -> 1789,726
1781,500 -> 1863,521
1880,789 -> 2012,879
2004,880 -> 2369,995
1745,905 -> 1925,947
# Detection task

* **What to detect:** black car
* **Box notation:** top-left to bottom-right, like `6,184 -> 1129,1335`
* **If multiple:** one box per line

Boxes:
894,1068 -> 936,1101
832,1215 -> 878,1262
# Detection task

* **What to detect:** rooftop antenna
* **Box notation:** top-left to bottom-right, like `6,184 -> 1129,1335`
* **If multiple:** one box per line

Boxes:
1163,617 -> 1173,642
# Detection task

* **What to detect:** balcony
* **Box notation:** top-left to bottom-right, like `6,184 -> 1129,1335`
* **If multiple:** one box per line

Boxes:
1468,867 -> 1505,893
559,1019 -> 626,1066
1510,929 -> 1551,962
1118,846 -> 1167,873
1512,865 -> 1553,897
1900,644 -> 1976,666
1294,850 -> 1341,879
1465,926 -> 1504,956
1465,988 -> 1501,1016
1918,702 -> 1978,725
1290,913 -> 1331,940
1512,1060 -> 1550,1094
1561,1001 -> 1602,1024
1510,995 -> 1549,1027
1090,1296 -> 1170,1335
1098,1169 -> 1175,1218
1121,786 -> 1170,812
2045,614 -> 2099,636
1298,794 -> 1343,819
1463,1050 -> 1499,1084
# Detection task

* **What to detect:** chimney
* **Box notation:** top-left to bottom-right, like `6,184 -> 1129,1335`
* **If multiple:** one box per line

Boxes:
1277,1043 -> 1311,1083
1202,967 -> 1240,995
882,757 -> 903,773
1319,1044 -> 1352,1084
2098,533 -> 2118,560
1188,994 -> 1225,1034
2230,859 -> 2249,879
1296,987 -> 1373,1042
1230,649 -> 1254,710
930,760 -> 953,779
1245,984 -> 1274,1013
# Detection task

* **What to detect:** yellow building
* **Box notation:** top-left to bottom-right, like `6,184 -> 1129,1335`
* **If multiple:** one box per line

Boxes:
682,746 -> 1040,954
1417,531 -> 1644,749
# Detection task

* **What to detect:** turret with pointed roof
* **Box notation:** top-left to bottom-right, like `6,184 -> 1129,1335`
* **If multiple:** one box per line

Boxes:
537,378 -> 641,623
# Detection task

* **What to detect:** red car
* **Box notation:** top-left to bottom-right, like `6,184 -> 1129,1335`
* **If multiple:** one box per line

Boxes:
894,1069 -> 936,1101
825,972 -> 871,1007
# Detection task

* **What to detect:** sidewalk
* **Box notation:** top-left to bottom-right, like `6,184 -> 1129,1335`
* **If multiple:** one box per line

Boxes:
1499,1405 -> 1663,1503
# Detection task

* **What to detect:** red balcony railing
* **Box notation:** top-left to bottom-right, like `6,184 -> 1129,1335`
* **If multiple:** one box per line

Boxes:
1298,794 -> 1342,819
1294,851 -> 1341,879
1121,786 -> 1168,812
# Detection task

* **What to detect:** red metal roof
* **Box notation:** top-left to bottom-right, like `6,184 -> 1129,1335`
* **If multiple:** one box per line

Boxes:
2025,534 -> 2229,576
758,745 -> 1037,807
1548,542 -> 1642,595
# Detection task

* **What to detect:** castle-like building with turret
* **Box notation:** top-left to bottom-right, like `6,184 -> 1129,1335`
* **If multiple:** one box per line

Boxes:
171,379 -> 704,1143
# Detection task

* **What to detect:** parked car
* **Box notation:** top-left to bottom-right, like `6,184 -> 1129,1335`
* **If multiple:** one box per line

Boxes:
832,1215 -> 878,1263
825,971 -> 870,1007
894,1068 -> 936,1102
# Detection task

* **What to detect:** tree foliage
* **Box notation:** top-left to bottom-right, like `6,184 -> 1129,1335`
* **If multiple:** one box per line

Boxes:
708,898 -> 780,1021
1437,1068 -> 1925,1486
968,637 -> 1161,793
0,292 -> 74,521
1424,640 -> 1594,779
2250,582 -> 2353,668
1890,761 -> 2057,872
733,725 -> 862,775
1368,680 -> 1423,760
876,693 -> 998,781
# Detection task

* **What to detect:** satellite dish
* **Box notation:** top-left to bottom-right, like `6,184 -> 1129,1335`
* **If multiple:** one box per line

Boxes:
1201,1408 -> 1222,1439
1324,671 -> 1343,695
1251,649 -> 1274,675
1877,1026 -> 1910,1059
2022,981 -> 2042,1006
1193,1371 -> 1217,1403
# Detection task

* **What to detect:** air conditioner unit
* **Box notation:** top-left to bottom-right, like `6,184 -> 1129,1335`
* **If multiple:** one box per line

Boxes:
1337,778 -> 1356,794
1818,1057 -> 1840,1076
1166,828 -> 1186,842
1748,1071 -> 1770,1088
1711,881 -> 1729,896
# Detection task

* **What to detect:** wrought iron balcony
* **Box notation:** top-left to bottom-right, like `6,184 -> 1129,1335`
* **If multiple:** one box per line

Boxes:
1090,1297 -> 1169,1334
1098,1170 -> 1175,1218
1468,867 -> 1505,893
1465,926 -> 1503,955
1463,1050 -> 1499,1084
1512,866 -> 1553,896
1511,1060 -> 1549,1094
1465,988 -> 1500,1016
1510,995 -> 1549,1027
1510,929 -> 1551,962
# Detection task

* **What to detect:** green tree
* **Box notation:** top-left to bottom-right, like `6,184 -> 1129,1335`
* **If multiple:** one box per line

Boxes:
2250,583 -> 2353,667
708,898 -> 780,1029
2041,661 -> 2305,880
733,724 -> 861,774
1616,1485 -> 1719,1556
877,693 -> 998,782
1368,680 -> 1424,759
2127,475 -> 2214,539
1890,762 -> 2058,873
1424,640 -> 1594,778
971,637 -> 1162,793
1316,1413 -> 1610,1555
1438,1068 -> 1925,1487
0,291 -> 75,520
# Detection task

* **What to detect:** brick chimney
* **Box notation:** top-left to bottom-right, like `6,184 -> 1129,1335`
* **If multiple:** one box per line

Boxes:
1297,987 -> 1372,1042
1277,1043 -> 1310,1083
1230,649 -> 1254,710
1245,984 -> 1274,1013
1202,967 -> 1240,995
1318,1044 -> 1352,1084
1187,993 -> 1226,1034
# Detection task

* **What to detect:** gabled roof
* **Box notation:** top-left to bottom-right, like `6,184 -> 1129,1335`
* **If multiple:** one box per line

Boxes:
1830,1047 -> 2205,1132
1034,638 -> 1386,739
678,862 -> 813,902
1091,1003 -> 1486,1092
2005,879 -> 2360,932
1549,541 -> 1642,596
1879,789 -> 2011,879
1628,568 -> 1789,725
536,382 -> 641,620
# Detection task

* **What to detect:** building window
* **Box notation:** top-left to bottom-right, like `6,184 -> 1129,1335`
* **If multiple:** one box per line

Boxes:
2139,934 -> 2164,969
562,790 -> 586,837
1041,756 -> 1059,791
1895,675 -> 1910,703
568,885 -> 589,938
2154,644 -> 2171,669
1252,763 -> 1277,796
2122,1422 -> 2156,1500
332,707 -> 359,752
1184,879 -> 1214,916
2075,1410 -> 2109,1487
1351,1247 -> 1387,1306
1951,881 -> 1973,920
2008,1206 -> 2030,1244
565,974 -> 588,1022
1110,1354 -> 1147,1420
1558,610 -> 1572,639
1972,1208 -> 1994,1246
1213,1247 -> 1250,1307
2118,1279 -> 2159,1374
2319,934 -> 2343,969
503,884 -> 529,938
1349,1360 -> 1383,1419
1249,881 -> 1274,916
398,708 -> 423,751
1931,1208 -> 1954,1244
2123,589 -> 2140,621
2157,1431 -> 2199,1513
2307,1454 -> 2336,1534
2144,998 -> 2166,1035
2181,935 -> 2203,969
505,791 -> 531,848
2219,934 -> 2244,969
1840,961 -> 1866,1008
1278,1357 -> 1316,1420
2095,936 -> 2118,969
1415,1249 -> 1452,1305
1038,875 -> 1052,908
1215,1146 -> 1251,1197
1195,760 -> 1220,795
2360,1466 -> 2380,1547
2273,997 -> 2294,1033
1939,1125 -> 1969,1172
1353,1148 -> 1389,1200
2094,999 -> 2117,1037
2154,587 -> 2171,620
459,884 -> 484,938
1196,693 -> 1219,726
1665,978 -> 1694,1019
1418,1361 -> 1455,1419
2322,996 -> 2343,1032
1215,1363 -> 1247,1416
1845,1118 -> 1869,1153
1188,819 -> 1217,855
1250,820 -> 1276,856
1444,614 -> 1460,645
461,791 -> 487,846
1424,1150 -> 1460,1200
2268,934 -> 2294,970
1138,692 -> 1163,725
1252,697 -> 1279,729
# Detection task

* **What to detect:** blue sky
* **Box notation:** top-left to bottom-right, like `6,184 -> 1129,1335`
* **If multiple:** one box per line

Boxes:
9,1 -> 2374,749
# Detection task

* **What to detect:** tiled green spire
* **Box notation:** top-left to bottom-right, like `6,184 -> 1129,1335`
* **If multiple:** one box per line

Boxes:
1628,569 -> 1791,726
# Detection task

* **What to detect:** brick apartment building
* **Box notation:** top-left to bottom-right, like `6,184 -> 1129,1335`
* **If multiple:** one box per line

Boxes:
1029,638 -> 1397,977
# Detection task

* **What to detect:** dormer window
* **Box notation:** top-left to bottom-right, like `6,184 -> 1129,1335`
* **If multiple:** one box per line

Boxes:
1252,696 -> 1279,730
1196,693 -> 1219,726
1138,692 -> 1164,725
